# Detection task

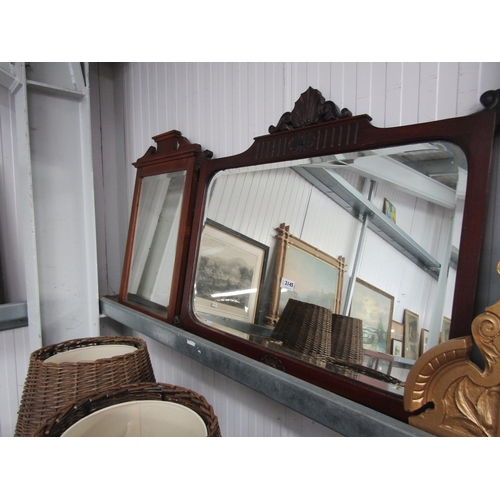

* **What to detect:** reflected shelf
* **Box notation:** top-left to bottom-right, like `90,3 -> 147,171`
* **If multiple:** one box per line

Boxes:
292,164 -> 447,280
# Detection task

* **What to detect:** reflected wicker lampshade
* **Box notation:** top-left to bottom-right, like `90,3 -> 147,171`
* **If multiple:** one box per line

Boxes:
330,313 -> 364,365
15,336 -> 156,437
272,299 -> 332,357
32,382 -> 221,437
271,299 -> 364,364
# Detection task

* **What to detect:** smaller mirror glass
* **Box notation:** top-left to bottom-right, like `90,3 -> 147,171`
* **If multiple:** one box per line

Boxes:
126,170 -> 186,315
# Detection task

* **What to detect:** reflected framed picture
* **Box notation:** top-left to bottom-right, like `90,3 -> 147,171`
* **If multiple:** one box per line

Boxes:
0,247 -> 4,305
266,223 -> 346,326
391,339 -> 403,357
194,219 -> 269,324
383,198 -> 397,223
350,278 -> 394,354
404,309 -> 420,360
440,317 -> 451,343
391,320 -> 404,342
420,328 -> 429,355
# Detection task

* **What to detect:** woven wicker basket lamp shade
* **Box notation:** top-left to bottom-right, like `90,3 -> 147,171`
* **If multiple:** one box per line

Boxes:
272,299 -> 364,364
330,313 -> 364,364
33,383 -> 222,437
15,336 -> 156,437
272,299 -> 333,357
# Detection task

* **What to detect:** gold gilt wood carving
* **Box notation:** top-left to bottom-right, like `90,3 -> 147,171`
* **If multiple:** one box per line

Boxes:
404,269 -> 500,436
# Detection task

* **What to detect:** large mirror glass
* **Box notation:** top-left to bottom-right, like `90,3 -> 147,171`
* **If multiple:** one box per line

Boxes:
191,141 -> 466,394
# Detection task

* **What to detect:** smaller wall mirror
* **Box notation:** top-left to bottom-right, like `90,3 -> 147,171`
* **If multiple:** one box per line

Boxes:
119,130 -> 208,324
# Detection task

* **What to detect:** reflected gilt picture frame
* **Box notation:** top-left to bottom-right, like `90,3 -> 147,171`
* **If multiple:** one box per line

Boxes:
403,309 -> 420,360
350,278 -> 394,354
420,328 -> 429,355
194,219 -> 269,325
440,316 -> 451,343
265,223 -> 345,326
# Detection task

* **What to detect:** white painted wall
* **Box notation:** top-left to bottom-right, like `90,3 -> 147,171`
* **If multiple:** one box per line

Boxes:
95,62 -> 500,436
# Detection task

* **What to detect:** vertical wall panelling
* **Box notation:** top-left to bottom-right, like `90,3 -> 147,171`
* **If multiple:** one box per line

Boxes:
0,327 -> 31,437
418,63 -> 439,123
400,63 -> 420,125
97,62 -> 500,436
436,62 -> 459,119
368,63 -> 387,127
90,63 -> 129,299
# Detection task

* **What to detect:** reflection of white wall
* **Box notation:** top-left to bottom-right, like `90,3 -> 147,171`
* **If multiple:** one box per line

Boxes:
129,175 -> 172,293
130,171 -> 185,305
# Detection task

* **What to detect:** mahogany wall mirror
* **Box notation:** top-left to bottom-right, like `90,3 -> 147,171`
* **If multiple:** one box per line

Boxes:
177,87 -> 500,421
119,130 -> 210,324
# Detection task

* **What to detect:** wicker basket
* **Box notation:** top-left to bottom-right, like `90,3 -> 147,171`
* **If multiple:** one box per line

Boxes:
15,336 -> 156,437
330,313 -> 364,364
271,299 -> 332,357
33,383 -> 222,437
272,300 -> 365,364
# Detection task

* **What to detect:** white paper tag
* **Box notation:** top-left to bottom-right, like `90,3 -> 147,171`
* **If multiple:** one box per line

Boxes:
280,278 -> 295,291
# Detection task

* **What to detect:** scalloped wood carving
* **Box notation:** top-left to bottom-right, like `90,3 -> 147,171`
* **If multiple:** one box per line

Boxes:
268,87 -> 352,134
404,292 -> 500,437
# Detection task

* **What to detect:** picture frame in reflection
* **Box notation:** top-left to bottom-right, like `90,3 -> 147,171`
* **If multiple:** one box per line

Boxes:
440,317 -> 451,343
0,247 -> 4,304
194,219 -> 269,324
391,339 -> 403,357
391,320 -> 404,342
420,328 -> 429,355
350,278 -> 395,354
383,198 -> 397,223
265,223 -> 345,326
404,309 -> 420,360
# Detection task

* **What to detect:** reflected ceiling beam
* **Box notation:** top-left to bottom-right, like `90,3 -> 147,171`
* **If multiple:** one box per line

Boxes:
316,155 -> 457,210
292,165 -> 442,280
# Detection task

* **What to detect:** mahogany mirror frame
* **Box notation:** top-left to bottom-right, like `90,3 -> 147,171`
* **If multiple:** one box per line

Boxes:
178,87 -> 500,422
118,130 -> 211,324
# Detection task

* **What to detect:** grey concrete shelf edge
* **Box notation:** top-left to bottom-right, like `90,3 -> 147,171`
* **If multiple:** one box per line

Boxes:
0,302 -> 28,331
100,296 -> 431,437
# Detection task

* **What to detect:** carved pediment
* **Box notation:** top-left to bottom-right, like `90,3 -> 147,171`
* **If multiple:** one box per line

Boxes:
269,87 -> 353,134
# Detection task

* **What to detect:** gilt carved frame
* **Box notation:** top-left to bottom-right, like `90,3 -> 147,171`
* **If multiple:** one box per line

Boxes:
404,263 -> 500,436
